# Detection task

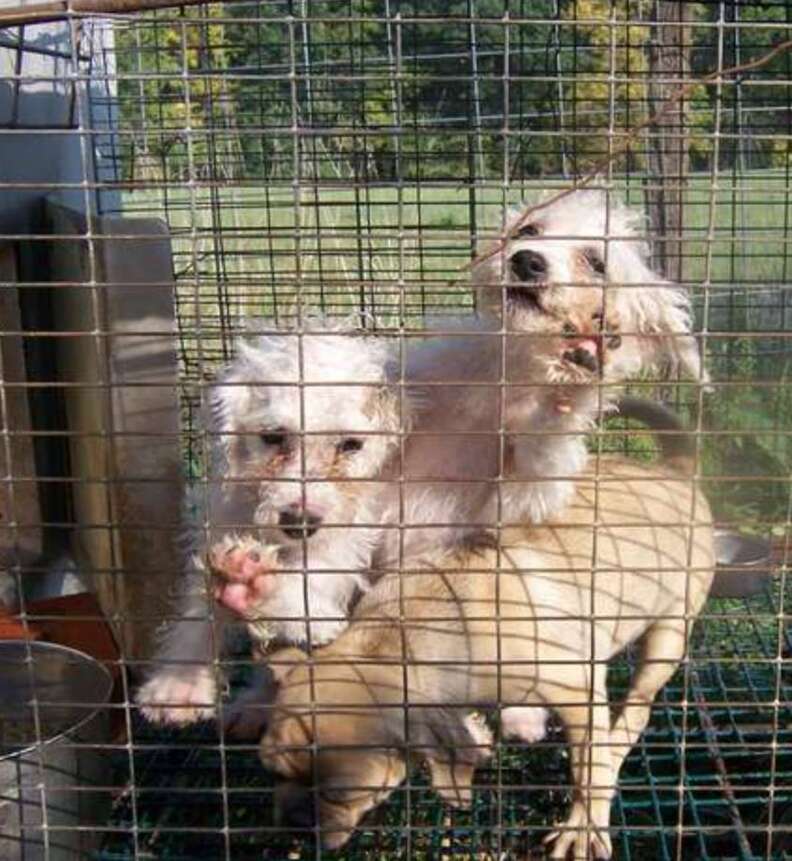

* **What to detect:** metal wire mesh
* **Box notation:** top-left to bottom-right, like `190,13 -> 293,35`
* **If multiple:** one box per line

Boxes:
0,2 -> 791,860
97,589 -> 792,860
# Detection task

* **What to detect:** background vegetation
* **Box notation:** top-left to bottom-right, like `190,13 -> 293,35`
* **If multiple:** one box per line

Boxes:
114,1 -> 791,182
110,1 -> 792,527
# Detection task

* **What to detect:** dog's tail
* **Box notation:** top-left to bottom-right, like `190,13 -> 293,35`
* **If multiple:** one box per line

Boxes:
615,395 -> 698,475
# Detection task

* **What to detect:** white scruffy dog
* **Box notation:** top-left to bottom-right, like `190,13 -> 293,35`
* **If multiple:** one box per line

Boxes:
137,327 -> 402,724
137,314 -> 599,726
467,187 -> 705,524
137,189 -> 706,726
373,188 -> 705,558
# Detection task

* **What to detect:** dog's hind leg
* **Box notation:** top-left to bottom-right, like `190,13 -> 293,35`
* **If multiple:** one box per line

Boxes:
608,617 -> 687,779
544,665 -> 615,859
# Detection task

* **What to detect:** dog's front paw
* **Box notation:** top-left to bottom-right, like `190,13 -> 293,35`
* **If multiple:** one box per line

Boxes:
543,800 -> 612,859
136,665 -> 217,726
209,535 -> 280,618
302,617 -> 349,646
500,705 -> 549,743
269,615 -> 349,648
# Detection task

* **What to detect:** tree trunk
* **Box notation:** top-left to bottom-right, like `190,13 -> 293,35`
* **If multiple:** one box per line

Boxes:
645,1 -> 692,283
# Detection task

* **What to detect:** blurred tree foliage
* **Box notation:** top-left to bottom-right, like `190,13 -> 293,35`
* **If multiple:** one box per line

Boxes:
114,1 -> 791,182
115,3 -> 241,180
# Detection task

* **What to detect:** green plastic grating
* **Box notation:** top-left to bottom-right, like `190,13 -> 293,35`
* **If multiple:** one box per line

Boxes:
98,586 -> 792,861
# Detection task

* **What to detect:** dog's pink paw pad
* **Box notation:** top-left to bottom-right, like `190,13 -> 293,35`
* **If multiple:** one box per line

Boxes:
215,581 -> 253,615
208,538 -> 279,617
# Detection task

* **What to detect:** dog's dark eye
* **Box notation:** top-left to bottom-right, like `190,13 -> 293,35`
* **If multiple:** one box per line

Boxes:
515,223 -> 540,238
584,249 -> 606,275
337,438 -> 364,455
260,429 -> 287,447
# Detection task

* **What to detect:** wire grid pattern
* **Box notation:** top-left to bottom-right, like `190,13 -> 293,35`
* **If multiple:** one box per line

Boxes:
97,588 -> 792,860
0,2 -> 790,860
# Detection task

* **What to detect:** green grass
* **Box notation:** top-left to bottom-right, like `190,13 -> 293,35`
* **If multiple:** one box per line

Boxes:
122,171 -> 792,313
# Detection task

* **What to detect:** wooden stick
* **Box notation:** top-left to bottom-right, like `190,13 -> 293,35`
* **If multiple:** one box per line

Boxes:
0,0 -> 209,28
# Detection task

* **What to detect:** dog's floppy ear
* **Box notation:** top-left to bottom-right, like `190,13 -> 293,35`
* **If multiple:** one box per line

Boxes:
610,253 -> 708,383
208,342 -> 262,432
385,707 -> 492,808
365,376 -> 416,440
643,279 -> 707,383
266,646 -> 309,685
423,710 -> 493,808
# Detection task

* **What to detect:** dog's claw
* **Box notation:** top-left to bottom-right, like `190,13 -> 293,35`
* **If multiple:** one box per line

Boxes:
542,809 -> 612,859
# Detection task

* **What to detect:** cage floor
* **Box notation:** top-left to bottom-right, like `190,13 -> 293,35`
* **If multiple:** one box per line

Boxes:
98,587 -> 792,861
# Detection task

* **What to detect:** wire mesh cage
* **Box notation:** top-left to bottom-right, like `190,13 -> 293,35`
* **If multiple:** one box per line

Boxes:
0,2 -> 791,860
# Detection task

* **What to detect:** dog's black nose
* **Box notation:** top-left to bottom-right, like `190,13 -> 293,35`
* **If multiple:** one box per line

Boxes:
563,347 -> 599,373
510,249 -> 548,282
278,507 -> 323,540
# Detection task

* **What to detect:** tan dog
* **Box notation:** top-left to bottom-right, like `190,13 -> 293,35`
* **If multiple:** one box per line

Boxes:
259,453 -> 714,859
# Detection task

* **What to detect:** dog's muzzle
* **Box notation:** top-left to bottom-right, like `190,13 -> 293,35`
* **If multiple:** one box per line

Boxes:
278,506 -> 323,540
562,345 -> 599,373
507,250 -> 547,309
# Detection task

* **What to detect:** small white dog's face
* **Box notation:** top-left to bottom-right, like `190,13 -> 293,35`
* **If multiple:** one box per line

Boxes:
473,188 -> 704,383
210,331 -> 400,543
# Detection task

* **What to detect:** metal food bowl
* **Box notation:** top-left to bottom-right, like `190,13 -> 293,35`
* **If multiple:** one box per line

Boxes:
0,640 -> 113,860
710,529 -> 774,599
